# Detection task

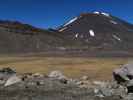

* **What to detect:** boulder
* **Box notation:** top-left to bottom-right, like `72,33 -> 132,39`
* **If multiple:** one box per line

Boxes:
113,63 -> 133,93
0,67 -> 16,82
48,70 -> 67,80
4,75 -> 21,87
0,67 -> 16,74
32,73 -> 44,78
48,70 -> 69,84
113,64 -> 133,84
93,81 -> 106,87
80,75 -> 89,81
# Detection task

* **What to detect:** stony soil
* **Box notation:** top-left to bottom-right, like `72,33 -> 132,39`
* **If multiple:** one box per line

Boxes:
0,77 -> 121,100
0,68 -> 132,100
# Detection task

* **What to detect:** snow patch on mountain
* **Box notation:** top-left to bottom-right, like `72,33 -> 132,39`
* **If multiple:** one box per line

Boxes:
110,20 -> 118,25
113,35 -> 121,41
89,30 -> 95,37
75,33 -> 79,38
64,17 -> 78,26
93,11 -> 110,17
93,11 -> 100,14
59,27 -> 67,32
101,12 -> 110,17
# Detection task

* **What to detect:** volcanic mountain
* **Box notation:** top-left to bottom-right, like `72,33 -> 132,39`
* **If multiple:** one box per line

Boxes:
58,12 -> 133,56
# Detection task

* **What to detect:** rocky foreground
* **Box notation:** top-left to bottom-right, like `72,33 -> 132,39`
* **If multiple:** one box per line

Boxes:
0,68 -> 132,100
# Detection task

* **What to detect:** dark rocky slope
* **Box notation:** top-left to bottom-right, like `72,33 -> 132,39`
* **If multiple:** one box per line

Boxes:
58,12 -> 133,56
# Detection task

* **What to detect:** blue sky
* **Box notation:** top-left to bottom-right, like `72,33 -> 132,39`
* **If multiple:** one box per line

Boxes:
0,0 -> 132,29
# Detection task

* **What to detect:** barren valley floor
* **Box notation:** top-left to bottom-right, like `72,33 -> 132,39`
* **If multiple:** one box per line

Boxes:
0,56 -> 131,80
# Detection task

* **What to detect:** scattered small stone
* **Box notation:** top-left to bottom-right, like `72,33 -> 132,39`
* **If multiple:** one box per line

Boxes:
36,81 -> 41,86
100,87 -> 113,96
0,80 -> 5,85
81,75 -> 89,81
93,81 -> 106,87
59,78 -> 68,84
112,85 -> 127,98
94,88 -> 105,98
48,70 -> 67,80
32,73 -> 44,77
124,93 -> 133,100
0,66 -> 132,100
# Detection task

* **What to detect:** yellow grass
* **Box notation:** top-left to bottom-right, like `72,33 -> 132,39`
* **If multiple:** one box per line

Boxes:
0,56 -> 132,80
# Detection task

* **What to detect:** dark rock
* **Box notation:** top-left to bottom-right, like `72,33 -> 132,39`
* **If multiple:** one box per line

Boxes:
59,78 -> 68,84
127,86 -> 133,93
113,63 -> 133,93
113,64 -> 133,83
113,72 -> 127,84
0,67 -> 16,74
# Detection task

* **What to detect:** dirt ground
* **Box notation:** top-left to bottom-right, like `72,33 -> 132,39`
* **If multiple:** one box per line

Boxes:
0,56 -> 132,80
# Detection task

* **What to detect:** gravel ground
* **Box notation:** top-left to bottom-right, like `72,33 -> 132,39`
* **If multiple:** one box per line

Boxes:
0,68 -> 130,100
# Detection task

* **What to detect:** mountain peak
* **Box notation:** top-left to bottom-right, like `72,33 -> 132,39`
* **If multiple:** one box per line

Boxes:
93,11 -> 110,17
61,12 -> 112,28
